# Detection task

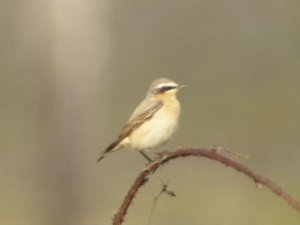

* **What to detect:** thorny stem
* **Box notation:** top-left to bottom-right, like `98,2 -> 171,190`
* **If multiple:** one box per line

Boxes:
112,148 -> 300,225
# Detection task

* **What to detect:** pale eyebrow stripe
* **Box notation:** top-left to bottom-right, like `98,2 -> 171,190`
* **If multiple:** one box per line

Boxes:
156,82 -> 178,89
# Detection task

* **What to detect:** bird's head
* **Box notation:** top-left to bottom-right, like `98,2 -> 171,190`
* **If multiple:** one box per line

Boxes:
148,78 -> 186,98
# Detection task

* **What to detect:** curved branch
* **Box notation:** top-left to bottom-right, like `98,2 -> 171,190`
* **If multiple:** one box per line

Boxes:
112,148 -> 300,225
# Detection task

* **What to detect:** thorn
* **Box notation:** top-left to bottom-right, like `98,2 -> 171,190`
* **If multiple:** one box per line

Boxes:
210,144 -> 250,159
255,182 -> 263,189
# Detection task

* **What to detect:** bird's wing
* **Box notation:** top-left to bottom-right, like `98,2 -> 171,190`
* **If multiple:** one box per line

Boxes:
118,99 -> 163,140
97,99 -> 163,162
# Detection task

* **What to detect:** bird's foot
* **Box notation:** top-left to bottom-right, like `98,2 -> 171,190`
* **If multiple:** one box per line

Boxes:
154,150 -> 169,158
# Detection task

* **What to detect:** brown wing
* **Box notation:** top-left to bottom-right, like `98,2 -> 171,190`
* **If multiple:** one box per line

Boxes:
97,100 -> 163,162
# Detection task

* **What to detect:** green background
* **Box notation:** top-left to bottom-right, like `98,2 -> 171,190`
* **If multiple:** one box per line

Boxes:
1,1 -> 300,224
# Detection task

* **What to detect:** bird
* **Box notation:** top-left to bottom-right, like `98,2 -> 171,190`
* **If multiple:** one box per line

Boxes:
97,78 -> 185,162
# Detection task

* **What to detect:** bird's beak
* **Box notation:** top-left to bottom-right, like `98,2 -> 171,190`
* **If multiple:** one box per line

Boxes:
177,85 -> 187,89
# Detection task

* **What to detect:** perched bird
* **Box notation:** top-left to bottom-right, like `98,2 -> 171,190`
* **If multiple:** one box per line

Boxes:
97,78 -> 185,162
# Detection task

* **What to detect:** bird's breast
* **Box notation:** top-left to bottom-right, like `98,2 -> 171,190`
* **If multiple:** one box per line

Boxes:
129,99 -> 181,150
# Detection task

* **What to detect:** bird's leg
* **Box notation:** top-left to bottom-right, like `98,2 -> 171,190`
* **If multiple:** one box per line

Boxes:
139,150 -> 153,163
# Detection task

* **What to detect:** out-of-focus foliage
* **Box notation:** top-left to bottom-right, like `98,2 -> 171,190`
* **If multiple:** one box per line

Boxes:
0,1 -> 299,225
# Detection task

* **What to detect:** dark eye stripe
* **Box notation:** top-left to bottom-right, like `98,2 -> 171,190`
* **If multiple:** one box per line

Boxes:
159,86 -> 176,92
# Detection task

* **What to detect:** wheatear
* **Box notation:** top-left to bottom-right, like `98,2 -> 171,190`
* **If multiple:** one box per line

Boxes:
97,78 -> 185,162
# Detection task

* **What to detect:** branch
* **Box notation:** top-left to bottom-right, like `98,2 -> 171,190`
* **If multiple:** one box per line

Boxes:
112,148 -> 300,225
147,180 -> 175,225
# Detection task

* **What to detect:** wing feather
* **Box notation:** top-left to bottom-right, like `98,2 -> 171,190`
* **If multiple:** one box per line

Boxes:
97,99 -> 163,162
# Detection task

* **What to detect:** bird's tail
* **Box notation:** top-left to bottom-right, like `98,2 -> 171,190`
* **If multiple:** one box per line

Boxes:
97,139 -> 122,162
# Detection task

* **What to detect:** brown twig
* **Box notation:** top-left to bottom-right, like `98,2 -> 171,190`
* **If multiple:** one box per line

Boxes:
147,180 -> 176,225
112,148 -> 300,225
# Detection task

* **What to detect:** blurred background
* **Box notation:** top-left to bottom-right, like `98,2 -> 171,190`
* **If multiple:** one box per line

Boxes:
1,0 -> 300,225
